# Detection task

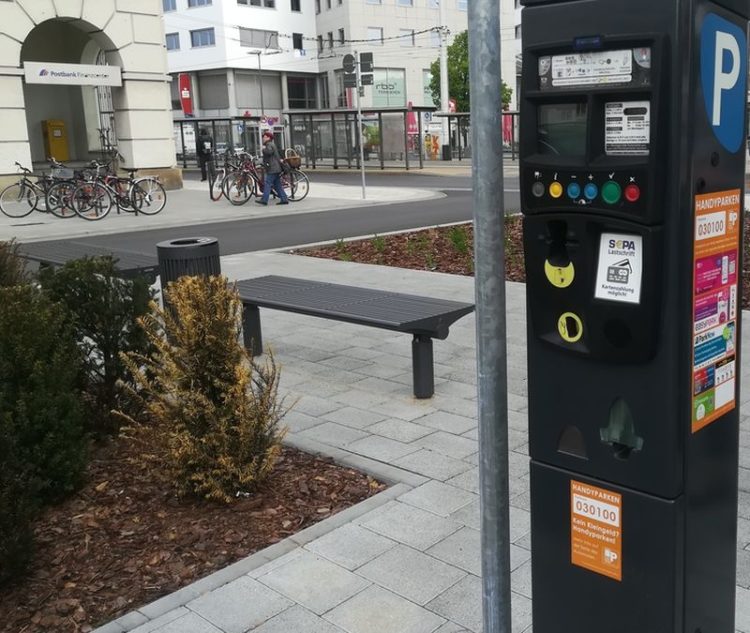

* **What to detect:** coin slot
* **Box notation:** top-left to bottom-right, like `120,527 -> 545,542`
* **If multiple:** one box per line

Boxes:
558,311 -> 583,343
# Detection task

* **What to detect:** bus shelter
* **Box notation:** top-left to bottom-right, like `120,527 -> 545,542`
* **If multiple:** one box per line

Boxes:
174,116 -> 281,168
285,106 -> 437,170
433,110 -> 520,161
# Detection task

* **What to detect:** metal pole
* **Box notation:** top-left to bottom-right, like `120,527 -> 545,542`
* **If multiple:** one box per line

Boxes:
257,51 -> 264,154
355,50 -> 366,199
439,0 -> 450,150
404,110 -> 410,171
469,0 -> 511,631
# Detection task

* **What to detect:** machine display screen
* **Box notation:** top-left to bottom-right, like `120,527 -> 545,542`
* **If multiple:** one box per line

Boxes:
538,103 -> 587,156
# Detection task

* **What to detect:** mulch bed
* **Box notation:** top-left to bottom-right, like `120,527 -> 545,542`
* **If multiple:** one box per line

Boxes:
302,217 -> 526,282
0,437 -> 385,633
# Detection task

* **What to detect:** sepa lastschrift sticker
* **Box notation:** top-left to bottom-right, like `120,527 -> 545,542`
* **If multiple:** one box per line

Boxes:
594,233 -> 643,304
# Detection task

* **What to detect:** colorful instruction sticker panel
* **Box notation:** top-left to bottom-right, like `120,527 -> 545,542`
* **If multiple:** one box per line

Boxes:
692,189 -> 741,433
570,480 -> 622,581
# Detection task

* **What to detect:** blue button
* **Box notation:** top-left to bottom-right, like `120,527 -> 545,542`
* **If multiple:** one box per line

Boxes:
584,183 -> 598,200
567,182 -> 581,199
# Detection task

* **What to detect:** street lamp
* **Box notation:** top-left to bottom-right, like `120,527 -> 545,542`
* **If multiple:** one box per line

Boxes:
248,48 -> 281,153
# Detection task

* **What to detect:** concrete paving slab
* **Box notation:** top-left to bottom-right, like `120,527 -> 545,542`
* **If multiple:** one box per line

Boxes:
253,605 -> 347,633
187,576 -> 291,633
356,544 -> 466,605
258,551 -> 370,615
359,501 -> 461,551
325,585 -> 446,633
398,480 -> 477,517
415,430 -> 478,460
394,449 -> 473,481
306,523 -> 397,571
368,419 -> 437,442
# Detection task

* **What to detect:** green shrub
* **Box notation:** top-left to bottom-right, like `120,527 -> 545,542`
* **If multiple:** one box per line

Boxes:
121,276 -> 287,504
0,240 -> 28,288
0,285 -> 87,503
0,415 -> 36,586
39,257 -> 153,435
371,234 -> 386,254
448,225 -> 470,255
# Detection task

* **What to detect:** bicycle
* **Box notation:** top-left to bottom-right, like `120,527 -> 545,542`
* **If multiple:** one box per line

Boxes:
253,160 -> 310,202
0,162 -> 56,218
221,153 -> 260,206
45,159 -> 94,219
209,150 -> 241,202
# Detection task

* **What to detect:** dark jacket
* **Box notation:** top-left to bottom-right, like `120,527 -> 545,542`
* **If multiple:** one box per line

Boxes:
197,133 -> 213,157
262,141 -> 283,174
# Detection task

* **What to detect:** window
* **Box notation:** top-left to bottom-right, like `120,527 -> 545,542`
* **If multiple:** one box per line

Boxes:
287,75 -> 318,109
515,25 -> 521,39
327,0 -> 331,7
291,0 -> 301,9
166,32 -> 180,50
365,0 -> 382,4
372,67 -> 406,107
328,31 -> 334,49
315,0 -> 320,13
239,27 -> 279,48
317,35 -> 323,52
163,0 -> 176,11
367,27 -> 383,46
457,0 -> 467,9
188,0 -> 211,6
423,69 -> 435,106
399,29 -> 414,47
238,0 -> 275,5
397,0 -> 413,5
338,28 -> 345,44
338,0 -> 342,4
190,28 -> 215,47
429,0 -> 439,7
293,33 -> 303,50
431,30 -> 441,47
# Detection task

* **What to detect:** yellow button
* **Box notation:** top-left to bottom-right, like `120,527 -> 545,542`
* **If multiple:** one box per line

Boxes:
557,312 -> 583,343
544,260 -> 575,288
549,181 -> 563,199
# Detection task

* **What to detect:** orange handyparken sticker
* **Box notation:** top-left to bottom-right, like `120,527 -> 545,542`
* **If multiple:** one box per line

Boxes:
570,480 -> 622,581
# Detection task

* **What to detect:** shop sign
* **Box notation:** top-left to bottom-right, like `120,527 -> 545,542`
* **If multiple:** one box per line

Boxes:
24,61 -> 122,87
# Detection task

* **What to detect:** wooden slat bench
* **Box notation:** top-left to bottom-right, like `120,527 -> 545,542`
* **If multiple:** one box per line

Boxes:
18,240 -> 159,281
236,275 -> 475,399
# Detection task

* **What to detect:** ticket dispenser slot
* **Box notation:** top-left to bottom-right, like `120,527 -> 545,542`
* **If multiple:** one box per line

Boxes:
521,1 -> 745,632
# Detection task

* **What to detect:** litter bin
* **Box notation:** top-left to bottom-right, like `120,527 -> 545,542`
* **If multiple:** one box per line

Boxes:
156,237 -> 221,288
441,144 -> 452,161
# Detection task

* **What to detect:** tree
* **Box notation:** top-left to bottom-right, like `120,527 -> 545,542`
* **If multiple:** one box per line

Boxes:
430,30 -> 513,111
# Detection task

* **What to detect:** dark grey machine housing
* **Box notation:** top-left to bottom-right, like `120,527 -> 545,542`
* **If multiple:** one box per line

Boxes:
520,0 -> 747,631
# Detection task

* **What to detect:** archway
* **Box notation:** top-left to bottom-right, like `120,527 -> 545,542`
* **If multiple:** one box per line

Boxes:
20,18 -> 121,163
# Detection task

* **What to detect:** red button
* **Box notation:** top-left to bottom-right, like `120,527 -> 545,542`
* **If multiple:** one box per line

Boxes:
624,184 -> 641,202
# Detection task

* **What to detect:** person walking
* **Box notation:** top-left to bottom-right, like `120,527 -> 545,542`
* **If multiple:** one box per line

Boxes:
255,132 -> 289,206
197,127 -> 213,181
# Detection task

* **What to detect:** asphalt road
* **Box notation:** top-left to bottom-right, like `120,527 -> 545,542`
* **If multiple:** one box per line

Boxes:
33,171 -> 521,255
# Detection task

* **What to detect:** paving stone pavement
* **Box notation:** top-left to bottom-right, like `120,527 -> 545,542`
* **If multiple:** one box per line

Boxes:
95,252 -> 750,633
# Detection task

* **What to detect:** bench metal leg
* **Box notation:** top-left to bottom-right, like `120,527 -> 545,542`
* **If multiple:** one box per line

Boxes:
412,334 -> 434,399
242,304 -> 263,357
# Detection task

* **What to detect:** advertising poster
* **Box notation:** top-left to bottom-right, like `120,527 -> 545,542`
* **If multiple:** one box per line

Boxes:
570,480 -> 622,581
692,190 -> 741,432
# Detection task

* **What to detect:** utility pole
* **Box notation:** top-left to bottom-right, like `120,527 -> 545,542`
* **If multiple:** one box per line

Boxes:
439,0 -> 450,157
250,50 -> 264,153
469,0 -> 511,631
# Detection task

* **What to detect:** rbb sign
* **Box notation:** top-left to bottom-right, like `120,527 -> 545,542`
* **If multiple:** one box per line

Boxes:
701,13 -> 747,152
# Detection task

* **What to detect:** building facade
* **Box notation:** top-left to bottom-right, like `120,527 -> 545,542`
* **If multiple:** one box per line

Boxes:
164,0 -> 517,122
0,0 -> 177,182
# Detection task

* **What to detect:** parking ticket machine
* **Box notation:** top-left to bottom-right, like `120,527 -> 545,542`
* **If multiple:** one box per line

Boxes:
520,1 -> 746,631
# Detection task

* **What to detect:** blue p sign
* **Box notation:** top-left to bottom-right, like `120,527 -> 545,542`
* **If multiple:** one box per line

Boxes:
701,13 -> 747,153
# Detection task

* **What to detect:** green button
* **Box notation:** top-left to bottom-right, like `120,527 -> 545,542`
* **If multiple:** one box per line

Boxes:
602,181 -> 622,204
